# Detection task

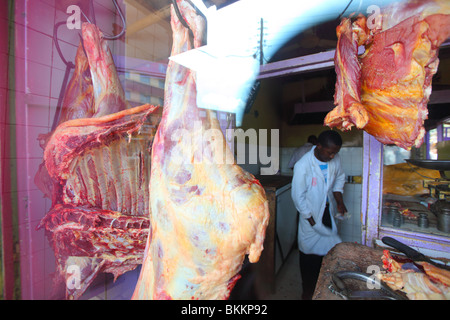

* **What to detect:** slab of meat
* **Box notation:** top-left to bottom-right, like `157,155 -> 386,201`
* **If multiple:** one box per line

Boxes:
35,23 -> 131,198
324,16 -> 370,131
43,104 -> 157,213
379,250 -> 450,300
35,23 -> 158,299
37,105 -> 157,299
57,43 -> 94,124
38,204 -> 150,299
132,0 -> 269,300
34,42 -> 94,201
325,0 -> 450,150
81,23 -> 131,117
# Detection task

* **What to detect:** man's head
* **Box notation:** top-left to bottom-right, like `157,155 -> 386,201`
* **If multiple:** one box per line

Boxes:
314,130 -> 342,162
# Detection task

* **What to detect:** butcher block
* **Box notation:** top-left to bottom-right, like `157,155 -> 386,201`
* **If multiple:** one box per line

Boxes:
313,242 -> 385,300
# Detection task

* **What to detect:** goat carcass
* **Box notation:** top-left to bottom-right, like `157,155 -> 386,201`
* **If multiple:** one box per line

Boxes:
36,23 -> 158,299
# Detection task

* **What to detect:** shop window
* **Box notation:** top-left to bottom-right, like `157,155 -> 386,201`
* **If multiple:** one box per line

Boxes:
383,145 -> 411,165
140,74 -> 151,84
428,128 -> 438,160
140,93 -> 151,104
444,123 -> 450,141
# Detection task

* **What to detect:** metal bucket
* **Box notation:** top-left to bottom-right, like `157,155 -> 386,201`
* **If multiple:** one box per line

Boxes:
437,208 -> 450,233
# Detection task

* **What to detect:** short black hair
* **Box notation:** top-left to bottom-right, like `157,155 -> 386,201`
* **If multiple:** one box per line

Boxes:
318,130 -> 342,148
307,135 -> 318,144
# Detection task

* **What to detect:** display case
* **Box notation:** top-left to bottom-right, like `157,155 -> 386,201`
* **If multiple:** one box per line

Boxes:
361,132 -> 450,261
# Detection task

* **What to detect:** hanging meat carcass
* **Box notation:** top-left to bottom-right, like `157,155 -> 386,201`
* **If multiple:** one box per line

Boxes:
35,23 -> 158,299
325,0 -> 450,150
132,0 -> 269,300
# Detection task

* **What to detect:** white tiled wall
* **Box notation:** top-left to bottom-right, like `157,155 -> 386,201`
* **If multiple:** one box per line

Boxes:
8,0 -> 127,300
280,147 -> 297,175
337,147 -> 363,243
241,144 -> 364,243
278,146 -> 363,243
339,147 -> 363,177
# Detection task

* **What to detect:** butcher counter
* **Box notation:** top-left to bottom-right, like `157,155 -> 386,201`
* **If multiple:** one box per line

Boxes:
313,242 -> 386,300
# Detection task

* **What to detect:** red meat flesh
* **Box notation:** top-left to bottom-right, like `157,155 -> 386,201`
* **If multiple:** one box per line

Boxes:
325,0 -> 450,150
132,0 -> 269,300
35,22 -> 158,299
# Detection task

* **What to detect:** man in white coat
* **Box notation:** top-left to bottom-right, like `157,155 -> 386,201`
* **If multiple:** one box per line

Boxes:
291,130 -> 346,300
288,135 -> 318,169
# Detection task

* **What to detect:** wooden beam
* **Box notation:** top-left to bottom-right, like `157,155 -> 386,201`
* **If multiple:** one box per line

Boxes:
125,0 -> 151,12
126,5 -> 171,37
257,50 -> 335,80
294,100 -> 334,114
429,89 -> 450,105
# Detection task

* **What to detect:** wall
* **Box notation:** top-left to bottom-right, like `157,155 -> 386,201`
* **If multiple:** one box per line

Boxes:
2,0 -> 126,300
239,74 -> 363,175
123,1 -> 171,62
240,75 -> 364,243
338,147 -> 363,243
238,78 -> 282,175
0,0 -> 17,300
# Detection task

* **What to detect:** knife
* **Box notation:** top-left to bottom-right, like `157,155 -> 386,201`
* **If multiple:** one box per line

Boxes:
382,236 -> 450,271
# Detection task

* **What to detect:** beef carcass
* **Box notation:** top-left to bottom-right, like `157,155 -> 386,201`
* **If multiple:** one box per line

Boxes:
132,0 -> 269,300
36,23 -> 158,299
325,0 -> 450,150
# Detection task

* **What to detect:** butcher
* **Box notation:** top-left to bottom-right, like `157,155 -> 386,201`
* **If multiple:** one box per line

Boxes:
291,130 -> 346,299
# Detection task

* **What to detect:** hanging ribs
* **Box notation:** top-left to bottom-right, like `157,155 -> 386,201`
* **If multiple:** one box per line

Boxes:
36,23 -> 158,299
132,0 -> 269,300
325,0 -> 450,150
43,105 -> 156,214
38,204 -> 150,299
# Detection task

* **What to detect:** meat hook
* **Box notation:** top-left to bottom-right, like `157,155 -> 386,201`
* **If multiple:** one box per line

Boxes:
171,0 -> 209,48
81,0 -> 127,40
51,0 -> 126,130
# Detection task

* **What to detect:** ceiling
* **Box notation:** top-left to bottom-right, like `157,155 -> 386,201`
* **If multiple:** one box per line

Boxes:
125,0 -> 340,61
124,0 -> 450,127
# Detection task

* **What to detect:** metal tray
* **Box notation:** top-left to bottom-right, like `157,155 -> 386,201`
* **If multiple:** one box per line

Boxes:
405,159 -> 450,171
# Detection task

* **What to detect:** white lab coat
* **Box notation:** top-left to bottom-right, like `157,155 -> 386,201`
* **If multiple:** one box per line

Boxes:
291,146 -> 345,256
